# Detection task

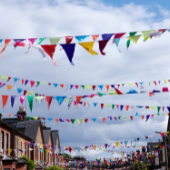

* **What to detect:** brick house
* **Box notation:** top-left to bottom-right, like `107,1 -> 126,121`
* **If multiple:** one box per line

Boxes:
0,106 -> 60,170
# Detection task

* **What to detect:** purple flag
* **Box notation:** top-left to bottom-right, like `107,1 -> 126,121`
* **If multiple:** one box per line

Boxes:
102,34 -> 114,40
70,85 -> 74,90
11,95 -> 16,108
25,80 -> 29,85
111,85 -> 115,88
167,106 -> 170,113
120,105 -> 124,111
60,44 -> 76,65
146,115 -> 150,122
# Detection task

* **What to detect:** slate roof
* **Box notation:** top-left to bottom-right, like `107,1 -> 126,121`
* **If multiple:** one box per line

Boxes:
2,155 -> 17,161
43,130 -> 51,144
35,163 -> 45,169
51,131 -> 59,145
17,158 -> 28,164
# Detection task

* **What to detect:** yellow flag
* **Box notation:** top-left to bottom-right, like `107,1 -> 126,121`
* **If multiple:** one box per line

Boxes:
94,145 -> 96,150
151,106 -> 155,109
165,131 -> 169,134
7,85 -> 12,90
45,149 -> 49,154
20,139 -> 23,143
64,99 -> 68,102
128,35 -> 141,44
1,75 -> 7,81
142,30 -> 155,41
109,90 -> 117,95
164,80 -> 166,84
106,104 -> 109,108
28,91 -> 34,96
8,149 -> 12,155
115,142 -> 119,147
79,42 -> 98,55
85,85 -> 91,91
128,83 -> 132,86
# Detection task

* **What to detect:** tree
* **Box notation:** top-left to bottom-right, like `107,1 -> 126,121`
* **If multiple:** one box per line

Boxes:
22,156 -> 36,170
45,165 -> 63,170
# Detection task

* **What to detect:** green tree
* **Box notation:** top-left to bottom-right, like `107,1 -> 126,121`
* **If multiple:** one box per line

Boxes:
22,156 -> 36,170
45,165 -> 63,170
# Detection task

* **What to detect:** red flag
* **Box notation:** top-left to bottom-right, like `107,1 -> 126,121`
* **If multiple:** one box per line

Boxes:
92,35 -> 99,41
22,79 -> 24,85
135,82 -> 138,88
113,33 -> 126,39
60,84 -> 64,88
46,96 -> 53,109
30,80 -> 35,87
142,115 -> 145,120
48,83 -> 51,86
76,96 -> 82,107
7,77 -> 11,82
145,106 -> 149,109
41,45 -> 58,66
23,90 -> 27,96
83,102 -> 86,107
130,116 -> 133,121
153,81 -> 157,86
126,105 -> 129,111
65,36 -> 73,44
92,85 -> 96,90
98,40 -> 109,55
106,85 -> 109,92
84,119 -> 88,123
114,88 -> 123,95
103,118 -> 106,122
2,95 -> 9,109
101,103 -> 104,109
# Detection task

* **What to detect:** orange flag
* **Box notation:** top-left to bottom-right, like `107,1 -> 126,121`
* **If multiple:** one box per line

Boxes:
55,118 -> 59,124
126,105 -> 129,111
2,95 -> 9,109
106,85 -> 109,92
60,84 -> 64,88
83,102 -> 86,107
76,96 -> 82,108
7,85 -> 12,90
9,113 -> 11,117
92,35 -> 99,41
0,39 -> 11,58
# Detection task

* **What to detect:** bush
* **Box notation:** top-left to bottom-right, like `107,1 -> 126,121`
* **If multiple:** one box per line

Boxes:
45,165 -> 63,170
22,156 -> 36,170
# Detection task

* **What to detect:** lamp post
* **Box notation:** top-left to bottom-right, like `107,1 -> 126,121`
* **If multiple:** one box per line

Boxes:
155,131 -> 168,170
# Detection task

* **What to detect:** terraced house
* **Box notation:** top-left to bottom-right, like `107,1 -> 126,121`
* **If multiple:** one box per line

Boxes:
0,107 -> 61,170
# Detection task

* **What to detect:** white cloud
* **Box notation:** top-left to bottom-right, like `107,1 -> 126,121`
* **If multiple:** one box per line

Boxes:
0,0 -> 169,159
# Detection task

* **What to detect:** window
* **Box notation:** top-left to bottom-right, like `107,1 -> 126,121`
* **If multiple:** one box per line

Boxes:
1,131 -> 4,153
44,150 -> 46,161
6,134 -> 8,150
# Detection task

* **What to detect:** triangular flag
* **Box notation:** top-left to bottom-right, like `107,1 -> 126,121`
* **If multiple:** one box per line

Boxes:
56,96 -> 66,106
146,115 -> 150,122
35,96 -> 44,103
130,116 -> 133,121
97,92 -> 106,97
115,142 -> 119,147
66,119 -> 71,123
81,85 -> 85,89
120,105 -> 124,111
91,118 -> 96,122
98,40 -> 109,55
93,103 -> 98,107
36,81 -> 40,87
23,90 -> 27,96
101,103 -> 104,109
79,42 -> 98,55
49,37 -> 62,44
7,85 -> 12,90
1,76 -> 7,81
109,90 -> 117,95
60,84 -> 64,88
83,102 -> 86,107
41,45 -> 58,66
85,85 -> 91,91
38,38 -> 45,45
71,119 -> 76,125
53,83 -> 58,88
92,85 -> 96,90
92,35 -> 99,41
46,96 -> 53,109
116,105 -> 119,109
28,91 -> 34,96
75,35 -> 89,42
76,96 -> 82,107
60,44 -> 76,65
11,95 -> 16,108
106,104 -> 109,108
6,77 -> 11,82
2,95 -> 9,109
65,36 -> 73,44
17,88 -> 23,94
8,149 -> 12,155
77,119 -> 83,125
30,80 -> 35,87
13,78 -> 19,82
0,39 -> 11,57
142,30 -> 155,41
114,88 -> 123,95
19,96 -> 25,105
25,80 -> 29,85
21,79 -> 24,85
113,38 -> 121,52
126,32 -> 137,49
126,105 -> 129,111
27,96 -> 33,112
112,105 -> 115,110
102,33 -> 114,40
157,106 -> 161,113
114,33 -> 126,39
128,35 -> 141,44
98,85 -> 103,90
84,119 -> 88,123
106,85 -> 109,92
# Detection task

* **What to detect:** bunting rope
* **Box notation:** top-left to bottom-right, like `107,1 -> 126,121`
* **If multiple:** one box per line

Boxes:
0,29 -> 169,65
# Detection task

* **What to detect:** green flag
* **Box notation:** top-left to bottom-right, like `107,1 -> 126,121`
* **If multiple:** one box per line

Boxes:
36,81 -> 40,87
118,116 -> 121,120
157,106 -> 161,113
38,38 -> 45,45
71,119 -> 76,127
97,92 -> 106,97
26,116 -> 31,120
49,37 -> 62,44
126,32 -> 137,49
27,96 -> 33,112
81,85 -> 85,89
112,105 -> 115,110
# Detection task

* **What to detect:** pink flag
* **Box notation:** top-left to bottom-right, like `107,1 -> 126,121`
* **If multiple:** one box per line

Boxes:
162,106 -> 165,111
19,96 -> 25,105
116,105 -> 119,109
151,114 -> 154,118
30,80 -> 35,87
160,133 -> 164,137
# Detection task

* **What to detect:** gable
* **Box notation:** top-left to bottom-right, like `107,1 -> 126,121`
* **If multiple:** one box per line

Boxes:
36,125 -> 43,144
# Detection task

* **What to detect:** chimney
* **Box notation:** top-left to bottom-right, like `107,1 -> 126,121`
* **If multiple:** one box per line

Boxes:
17,106 -> 27,121
0,114 -> 2,121
42,122 -> 46,128
158,139 -> 161,143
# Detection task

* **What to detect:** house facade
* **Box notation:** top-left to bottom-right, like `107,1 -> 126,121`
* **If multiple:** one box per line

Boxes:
0,106 -> 61,170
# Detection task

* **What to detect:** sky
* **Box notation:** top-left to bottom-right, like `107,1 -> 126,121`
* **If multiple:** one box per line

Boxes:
0,0 -> 170,160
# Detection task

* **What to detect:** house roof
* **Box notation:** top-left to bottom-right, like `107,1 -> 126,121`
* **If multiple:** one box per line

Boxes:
17,158 -> 28,164
51,131 -> 59,145
2,155 -> 17,161
35,163 -> 45,169
43,130 -> 51,144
